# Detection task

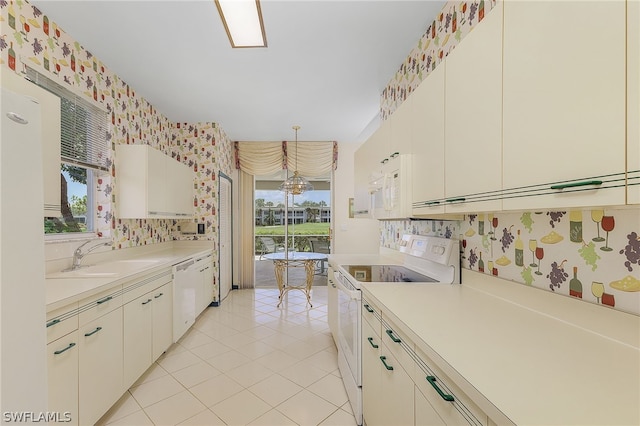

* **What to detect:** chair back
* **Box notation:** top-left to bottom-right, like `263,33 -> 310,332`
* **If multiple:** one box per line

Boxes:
260,237 -> 277,253
309,239 -> 330,254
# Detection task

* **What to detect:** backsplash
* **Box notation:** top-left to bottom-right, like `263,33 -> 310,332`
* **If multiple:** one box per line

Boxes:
381,0 -> 498,119
1,1 -> 235,282
381,209 -> 640,316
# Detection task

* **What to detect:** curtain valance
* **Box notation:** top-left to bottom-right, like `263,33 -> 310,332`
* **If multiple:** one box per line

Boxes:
235,141 -> 338,177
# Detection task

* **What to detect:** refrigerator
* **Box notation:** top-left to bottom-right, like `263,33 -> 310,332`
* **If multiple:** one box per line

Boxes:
0,85 -> 48,417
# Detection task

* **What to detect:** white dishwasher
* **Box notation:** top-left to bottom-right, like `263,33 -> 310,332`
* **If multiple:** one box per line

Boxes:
173,257 -> 198,342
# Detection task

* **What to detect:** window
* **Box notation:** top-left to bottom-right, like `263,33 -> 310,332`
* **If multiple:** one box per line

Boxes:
26,68 -> 109,235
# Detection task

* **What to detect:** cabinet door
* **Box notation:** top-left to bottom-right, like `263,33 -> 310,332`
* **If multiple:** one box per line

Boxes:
147,147 -> 167,215
444,3 -> 503,214
166,158 -> 194,217
411,64 -> 446,216
152,282 -> 173,360
123,293 -> 153,389
79,307 -> 123,426
628,0 -> 640,204
200,260 -> 214,314
47,331 -> 78,426
503,0 -> 626,210
389,94 -> 413,157
353,142 -> 372,216
415,385 -> 445,426
361,317 -> 383,426
379,344 -> 414,426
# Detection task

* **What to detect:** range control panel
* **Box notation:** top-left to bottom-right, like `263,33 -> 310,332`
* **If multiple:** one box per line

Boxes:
398,234 -> 457,266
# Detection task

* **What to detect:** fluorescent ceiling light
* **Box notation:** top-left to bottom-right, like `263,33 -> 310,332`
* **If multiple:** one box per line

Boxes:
216,0 -> 267,48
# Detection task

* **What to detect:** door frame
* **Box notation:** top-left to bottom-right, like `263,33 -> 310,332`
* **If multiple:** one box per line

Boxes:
218,171 -> 234,303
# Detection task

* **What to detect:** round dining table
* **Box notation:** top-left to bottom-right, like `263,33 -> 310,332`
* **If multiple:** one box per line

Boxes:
262,251 -> 328,307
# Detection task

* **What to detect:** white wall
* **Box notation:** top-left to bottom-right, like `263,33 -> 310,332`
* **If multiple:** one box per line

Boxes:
332,142 -> 380,254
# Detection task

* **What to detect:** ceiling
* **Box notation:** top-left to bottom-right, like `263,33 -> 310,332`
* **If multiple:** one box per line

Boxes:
30,0 -> 445,143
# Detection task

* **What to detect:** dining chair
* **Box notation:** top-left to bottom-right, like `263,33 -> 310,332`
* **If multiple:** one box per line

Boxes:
258,236 -> 285,259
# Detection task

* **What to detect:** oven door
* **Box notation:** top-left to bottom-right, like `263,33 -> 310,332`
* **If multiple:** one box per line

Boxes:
335,271 -> 362,386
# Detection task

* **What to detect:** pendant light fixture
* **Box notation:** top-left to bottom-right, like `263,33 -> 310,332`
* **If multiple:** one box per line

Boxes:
280,125 -> 314,195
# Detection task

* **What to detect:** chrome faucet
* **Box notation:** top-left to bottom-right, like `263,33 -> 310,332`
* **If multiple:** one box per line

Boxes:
66,240 -> 111,271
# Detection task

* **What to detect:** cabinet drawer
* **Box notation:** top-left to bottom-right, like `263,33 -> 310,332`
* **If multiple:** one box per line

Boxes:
122,269 -> 172,304
78,286 -> 123,326
46,303 -> 79,344
362,297 -> 381,337
381,314 -> 414,375
413,345 -> 488,426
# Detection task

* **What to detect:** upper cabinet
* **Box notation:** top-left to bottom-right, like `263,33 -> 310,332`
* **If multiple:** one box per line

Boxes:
389,94 -> 413,158
2,71 -> 61,217
628,0 -> 640,204
502,0 -> 626,210
444,2 -> 503,214
116,145 -> 194,219
411,64 -> 446,216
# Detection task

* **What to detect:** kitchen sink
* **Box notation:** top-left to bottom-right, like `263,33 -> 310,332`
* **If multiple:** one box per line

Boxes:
47,259 -> 161,279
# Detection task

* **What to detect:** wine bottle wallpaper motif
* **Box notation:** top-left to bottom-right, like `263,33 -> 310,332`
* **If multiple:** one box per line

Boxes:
569,210 -> 583,243
515,230 -> 524,267
569,267 -> 582,298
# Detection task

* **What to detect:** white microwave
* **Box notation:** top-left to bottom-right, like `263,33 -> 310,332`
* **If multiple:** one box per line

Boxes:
371,154 -> 412,219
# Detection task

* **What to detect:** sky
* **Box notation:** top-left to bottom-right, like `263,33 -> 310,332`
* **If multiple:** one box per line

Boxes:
255,189 -> 330,206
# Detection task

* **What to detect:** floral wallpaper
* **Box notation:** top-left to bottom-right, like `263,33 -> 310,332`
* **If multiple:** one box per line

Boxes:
381,0 -> 497,119
381,208 -> 640,316
1,0 -> 235,284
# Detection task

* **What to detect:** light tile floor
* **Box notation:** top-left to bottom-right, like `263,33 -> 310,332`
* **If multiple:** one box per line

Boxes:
97,287 -> 356,426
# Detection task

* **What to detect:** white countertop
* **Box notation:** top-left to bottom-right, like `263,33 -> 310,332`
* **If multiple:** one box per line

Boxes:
362,269 -> 640,426
46,246 -> 212,311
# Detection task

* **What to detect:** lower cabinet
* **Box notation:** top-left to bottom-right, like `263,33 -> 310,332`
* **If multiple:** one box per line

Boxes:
361,293 -> 492,426
124,277 -> 173,388
78,307 -> 124,426
47,330 -> 79,426
152,282 -> 173,360
198,258 -> 214,314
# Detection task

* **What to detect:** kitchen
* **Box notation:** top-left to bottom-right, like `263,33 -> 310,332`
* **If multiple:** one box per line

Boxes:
1,0 -> 639,425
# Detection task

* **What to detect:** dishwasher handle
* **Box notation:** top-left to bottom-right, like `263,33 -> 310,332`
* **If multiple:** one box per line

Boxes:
174,259 -> 195,272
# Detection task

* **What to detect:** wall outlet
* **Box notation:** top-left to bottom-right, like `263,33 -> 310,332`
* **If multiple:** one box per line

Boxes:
197,223 -> 205,234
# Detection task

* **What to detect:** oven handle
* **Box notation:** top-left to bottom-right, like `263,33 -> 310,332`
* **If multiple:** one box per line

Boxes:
334,273 -> 360,300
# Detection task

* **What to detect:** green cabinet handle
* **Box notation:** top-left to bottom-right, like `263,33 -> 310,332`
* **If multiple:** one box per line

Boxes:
154,293 -> 164,299
84,326 -> 102,337
364,304 -> 374,313
142,298 -> 152,305
379,356 -> 394,371
96,296 -> 113,305
427,376 -> 455,402
54,342 -> 76,355
381,158 -> 389,164
386,329 -> 401,343
390,152 -> 400,158
426,201 -> 441,206
46,319 -> 61,328
445,197 -> 466,203
550,180 -> 603,190
367,337 -> 379,349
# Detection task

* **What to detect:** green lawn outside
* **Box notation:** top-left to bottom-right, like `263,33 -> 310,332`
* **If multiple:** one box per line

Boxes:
254,222 -> 330,236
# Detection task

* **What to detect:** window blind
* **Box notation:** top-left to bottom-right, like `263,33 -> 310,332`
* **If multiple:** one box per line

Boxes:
25,67 -> 110,171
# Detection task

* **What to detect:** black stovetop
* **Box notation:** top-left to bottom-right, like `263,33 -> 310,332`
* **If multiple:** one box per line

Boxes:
341,264 -> 437,283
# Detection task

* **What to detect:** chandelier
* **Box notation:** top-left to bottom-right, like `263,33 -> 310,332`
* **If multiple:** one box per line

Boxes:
280,125 -> 314,195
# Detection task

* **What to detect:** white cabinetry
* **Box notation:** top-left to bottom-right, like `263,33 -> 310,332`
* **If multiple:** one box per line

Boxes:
123,271 -> 173,388
116,144 -> 194,219
2,71 -> 61,216
502,0 -> 626,210
196,254 -> 215,314
78,306 -> 123,426
411,63 -> 446,216
361,292 -> 492,426
47,330 -> 78,426
628,0 -> 640,204
444,2 -> 503,214
152,282 -> 173,360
